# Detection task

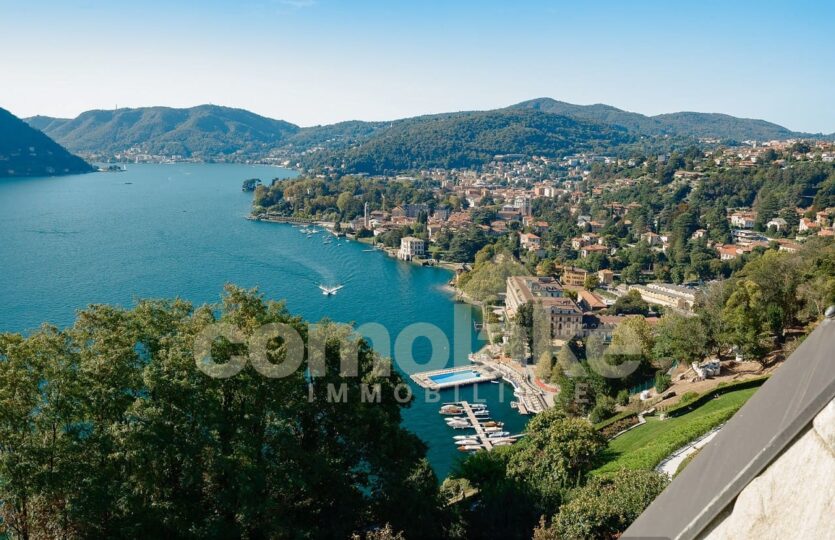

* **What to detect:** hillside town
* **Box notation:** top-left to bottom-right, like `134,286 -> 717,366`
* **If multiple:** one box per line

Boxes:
249,137 -> 835,425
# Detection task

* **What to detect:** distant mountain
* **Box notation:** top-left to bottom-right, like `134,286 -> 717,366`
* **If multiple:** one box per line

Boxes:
29,105 -> 300,159
25,99 -> 831,173
284,120 -> 387,153
0,108 -> 93,177
512,98 -> 806,141
303,109 -> 633,174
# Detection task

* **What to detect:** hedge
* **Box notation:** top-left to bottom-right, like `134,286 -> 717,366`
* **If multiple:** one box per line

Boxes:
594,409 -> 639,431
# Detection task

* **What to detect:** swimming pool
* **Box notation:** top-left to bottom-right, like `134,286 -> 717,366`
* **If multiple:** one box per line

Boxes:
428,369 -> 482,385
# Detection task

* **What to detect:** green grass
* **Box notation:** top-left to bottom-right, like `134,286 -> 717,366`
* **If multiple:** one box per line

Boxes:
592,386 -> 759,475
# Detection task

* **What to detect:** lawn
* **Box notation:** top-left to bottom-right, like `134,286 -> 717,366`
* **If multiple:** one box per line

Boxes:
592,386 -> 759,475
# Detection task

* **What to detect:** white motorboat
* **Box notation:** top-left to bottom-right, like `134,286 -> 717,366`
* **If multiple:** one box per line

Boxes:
319,284 -> 344,296
453,439 -> 480,446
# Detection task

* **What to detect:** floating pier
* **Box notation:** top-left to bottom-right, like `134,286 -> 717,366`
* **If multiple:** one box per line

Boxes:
461,401 -> 493,450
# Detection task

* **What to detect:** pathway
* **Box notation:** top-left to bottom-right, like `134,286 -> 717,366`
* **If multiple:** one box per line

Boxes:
656,424 -> 724,477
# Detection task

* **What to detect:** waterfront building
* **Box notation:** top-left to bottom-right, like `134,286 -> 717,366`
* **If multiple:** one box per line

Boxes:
505,276 -> 582,338
398,236 -> 425,261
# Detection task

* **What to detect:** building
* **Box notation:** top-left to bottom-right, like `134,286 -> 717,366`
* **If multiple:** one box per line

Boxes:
561,267 -> 588,288
598,269 -> 615,286
729,211 -> 757,229
580,244 -> 609,258
628,283 -> 698,312
519,232 -> 541,251
505,276 -> 563,316
717,244 -> 744,260
576,289 -> 607,311
766,217 -> 788,231
543,297 -> 584,338
397,236 -> 425,261
799,217 -> 821,233
403,203 -> 430,219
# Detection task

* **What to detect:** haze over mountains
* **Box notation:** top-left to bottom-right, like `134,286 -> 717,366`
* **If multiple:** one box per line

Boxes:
19,98 -> 834,175
0,107 -> 93,177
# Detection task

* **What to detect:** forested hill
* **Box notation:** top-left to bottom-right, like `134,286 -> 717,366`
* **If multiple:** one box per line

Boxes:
0,108 -> 93,177
29,105 -> 300,159
302,109 -> 633,174
512,97 -> 810,141
26,99 -> 833,170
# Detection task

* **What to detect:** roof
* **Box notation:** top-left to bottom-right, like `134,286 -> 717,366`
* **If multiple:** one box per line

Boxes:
624,313 -> 835,539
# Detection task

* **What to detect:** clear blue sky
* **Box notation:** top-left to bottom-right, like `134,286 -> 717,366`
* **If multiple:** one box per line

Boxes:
2,0 -> 833,132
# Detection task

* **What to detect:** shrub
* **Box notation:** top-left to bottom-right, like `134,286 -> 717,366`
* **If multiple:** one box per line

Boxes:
616,389 -> 630,406
589,396 -> 616,424
679,391 -> 699,405
654,371 -> 671,393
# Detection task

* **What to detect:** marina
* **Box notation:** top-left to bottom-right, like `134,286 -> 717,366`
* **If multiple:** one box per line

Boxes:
439,401 -> 525,453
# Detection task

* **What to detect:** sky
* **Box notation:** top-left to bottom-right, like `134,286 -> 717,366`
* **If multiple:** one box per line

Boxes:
1,0 -> 834,132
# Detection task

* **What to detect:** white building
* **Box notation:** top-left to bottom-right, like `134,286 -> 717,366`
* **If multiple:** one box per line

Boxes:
397,236 -> 425,261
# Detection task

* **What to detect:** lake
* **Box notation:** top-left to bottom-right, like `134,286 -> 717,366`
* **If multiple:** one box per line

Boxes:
0,163 -> 527,478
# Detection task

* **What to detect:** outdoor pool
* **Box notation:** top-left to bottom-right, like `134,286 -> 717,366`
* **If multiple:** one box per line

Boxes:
428,369 -> 483,385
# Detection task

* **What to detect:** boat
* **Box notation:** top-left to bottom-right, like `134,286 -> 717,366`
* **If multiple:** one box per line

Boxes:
453,435 -> 477,440
453,439 -> 480,446
481,421 -> 503,428
440,406 -> 463,415
490,380 -> 500,384
473,410 -> 489,417
487,431 -> 510,438
457,445 -> 483,452
319,284 -> 344,296
492,440 -> 514,446
483,426 -> 501,433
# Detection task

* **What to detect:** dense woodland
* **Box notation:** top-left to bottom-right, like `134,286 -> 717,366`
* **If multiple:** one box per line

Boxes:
302,109 -> 633,174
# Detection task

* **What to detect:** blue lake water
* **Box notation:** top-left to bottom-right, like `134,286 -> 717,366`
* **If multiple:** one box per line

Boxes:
0,163 -> 527,478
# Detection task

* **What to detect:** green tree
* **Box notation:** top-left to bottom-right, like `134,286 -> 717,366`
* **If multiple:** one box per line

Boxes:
611,289 -> 650,316
721,279 -> 772,365
506,409 -> 606,507
0,286 -> 446,539
653,313 -> 708,369
533,470 -> 668,540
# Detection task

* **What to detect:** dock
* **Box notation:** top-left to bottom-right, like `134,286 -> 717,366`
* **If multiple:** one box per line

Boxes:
460,401 -> 493,451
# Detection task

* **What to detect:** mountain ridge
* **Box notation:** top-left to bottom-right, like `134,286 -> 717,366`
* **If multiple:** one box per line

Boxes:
0,107 -> 93,177
511,97 -> 827,140
24,100 -> 833,174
